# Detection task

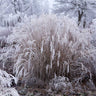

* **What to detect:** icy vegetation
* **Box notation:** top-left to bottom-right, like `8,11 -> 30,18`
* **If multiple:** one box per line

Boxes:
7,15 -> 89,80
5,15 -> 96,92
49,76 -> 73,93
0,0 -> 96,95
0,14 -> 96,95
0,69 -> 17,87
0,88 -> 19,96
54,0 -> 96,28
0,69 -> 19,96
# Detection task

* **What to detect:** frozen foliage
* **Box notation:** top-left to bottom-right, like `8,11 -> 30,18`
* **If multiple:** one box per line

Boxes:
0,13 -> 23,27
0,27 -> 12,37
49,76 -> 72,93
90,19 -> 96,34
0,0 -> 51,28
0,27 -> 19,96
54,0 -> 96,28
0,0 -> 50,16
7,15 -> 94,83
0,88 -> 19,96
0,35 -> 16,74
88,19 -> 96,47
0,69 -> 17,87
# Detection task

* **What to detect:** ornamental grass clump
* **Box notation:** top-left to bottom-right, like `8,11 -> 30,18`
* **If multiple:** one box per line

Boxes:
7,15 -> 92,82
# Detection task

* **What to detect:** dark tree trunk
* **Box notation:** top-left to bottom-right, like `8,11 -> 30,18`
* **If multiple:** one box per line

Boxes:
78,10 -> 83,26
11,0 -> 18,14
91,66 -> 96,87
83,20 -> 86,28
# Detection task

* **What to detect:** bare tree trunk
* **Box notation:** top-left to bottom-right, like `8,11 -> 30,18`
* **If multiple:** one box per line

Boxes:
78,10 -> 83,26
83,14 -> 87,28
11,0 -> 18,14
91,66 -> 96,87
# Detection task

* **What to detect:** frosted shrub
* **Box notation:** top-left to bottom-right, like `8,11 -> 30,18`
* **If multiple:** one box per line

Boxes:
0,27 -> 12,37
49,76 -> 72,93
0,13 -> 23,27
89,19 -> 96,47
0,88 -> 19,96
90,19 -> 96,33
7,15 -> 92,81
0,69 -> 17,87
0,36 -> 16,74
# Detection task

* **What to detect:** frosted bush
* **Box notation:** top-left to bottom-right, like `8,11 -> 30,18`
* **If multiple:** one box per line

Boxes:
0,88 -> 19,96
89,19 -> 96,48
0,36 -> 16,74
0,27 -> 12,37
7,15 -> 93,81
0,69 -> 17,87
90,19 -> 96,34
49,76 -> 72,93
0,13 -> 24,27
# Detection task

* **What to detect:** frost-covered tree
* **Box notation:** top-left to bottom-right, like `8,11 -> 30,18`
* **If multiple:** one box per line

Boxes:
40,0 -> 49,14
54,0 -> 96,28
0,0 -> 50,27
23,0 -> 42,15
10,0 -> 24,14
0,0 -> 49,15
